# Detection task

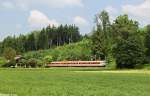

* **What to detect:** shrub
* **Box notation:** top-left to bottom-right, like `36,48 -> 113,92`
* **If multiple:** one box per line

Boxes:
44,56 -> 53,63
27,58 -> 38,68
18,59 -> 28,68
24,51 -> 43,60
37,59 -> 45,67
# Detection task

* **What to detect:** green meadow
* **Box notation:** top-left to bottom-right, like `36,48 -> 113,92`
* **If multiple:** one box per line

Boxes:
0,68 -> 150,96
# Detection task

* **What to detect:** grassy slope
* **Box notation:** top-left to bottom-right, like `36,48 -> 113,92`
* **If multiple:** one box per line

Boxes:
0,68 -> 150,96
24,39 -> 92,61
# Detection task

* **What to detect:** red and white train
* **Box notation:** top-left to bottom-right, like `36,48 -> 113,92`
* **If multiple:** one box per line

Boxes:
47,61 -> 106,67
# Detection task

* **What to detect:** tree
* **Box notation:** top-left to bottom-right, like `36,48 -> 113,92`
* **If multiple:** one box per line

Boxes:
46,25 -> 53,48
0,42 -> 3,55
37,28 -> 49,49
0,24 -> 82,53
112,14 -> 139,40
2,36 -> 16,50
91,10 -> 112,60
15,35 -> 27,52
114,36 -> 145,69
3,47 -> 16,61
144,25 -> 150,60
27,33 -> 36,51
112,14 -> 145,69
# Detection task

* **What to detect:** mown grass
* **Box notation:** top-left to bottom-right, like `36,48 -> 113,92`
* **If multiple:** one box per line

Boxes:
0,68 -> 150,96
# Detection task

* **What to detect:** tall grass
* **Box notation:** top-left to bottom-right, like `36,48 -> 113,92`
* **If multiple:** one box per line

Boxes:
0,68 -> 150,96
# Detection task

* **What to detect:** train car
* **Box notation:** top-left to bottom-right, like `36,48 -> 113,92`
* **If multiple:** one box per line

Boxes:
47,61 -> 106,67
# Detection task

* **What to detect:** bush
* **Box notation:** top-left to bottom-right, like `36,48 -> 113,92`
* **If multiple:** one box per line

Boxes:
37,59 -> 45,67
27,58 -> 38,68
24,51 -> 43,60
18,59 -> 28,68
44,56 -> 53,63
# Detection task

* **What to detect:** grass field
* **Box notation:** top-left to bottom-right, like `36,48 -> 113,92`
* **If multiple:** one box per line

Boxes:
0,68 -> 150,96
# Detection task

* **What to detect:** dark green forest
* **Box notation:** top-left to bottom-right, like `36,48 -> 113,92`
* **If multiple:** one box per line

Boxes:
0,24 -> 81,54
1,10 -> 150,69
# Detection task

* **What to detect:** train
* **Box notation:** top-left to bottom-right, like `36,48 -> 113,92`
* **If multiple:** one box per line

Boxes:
47,61 -> 106,67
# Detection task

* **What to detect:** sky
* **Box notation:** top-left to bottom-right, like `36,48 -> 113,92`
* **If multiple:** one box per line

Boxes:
0,0 -> 149,41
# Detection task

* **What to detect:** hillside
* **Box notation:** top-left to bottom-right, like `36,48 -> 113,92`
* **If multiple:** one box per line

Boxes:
24,39 -> 92,62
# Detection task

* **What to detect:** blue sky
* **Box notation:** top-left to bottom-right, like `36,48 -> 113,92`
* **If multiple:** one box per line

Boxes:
0,0 -> 149,41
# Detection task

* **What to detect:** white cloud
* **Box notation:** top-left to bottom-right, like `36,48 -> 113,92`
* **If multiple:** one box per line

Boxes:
28,10 -> 59,29
104,6 -> 118,23
122,0 -> 150,25
73,16 -> 88,26
44,0 -> 83,8
1,1 -> 15,9
0,0 -> 28,11
105,6 -> 118,15
0,0 -> 83,10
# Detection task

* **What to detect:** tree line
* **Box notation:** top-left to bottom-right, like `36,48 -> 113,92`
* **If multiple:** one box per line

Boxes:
91,10 -> 150,69
0,24 -> 82,55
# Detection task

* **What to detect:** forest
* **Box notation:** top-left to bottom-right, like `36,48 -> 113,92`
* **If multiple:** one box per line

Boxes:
0,10 -> 150,69
0,24 -> 81,53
